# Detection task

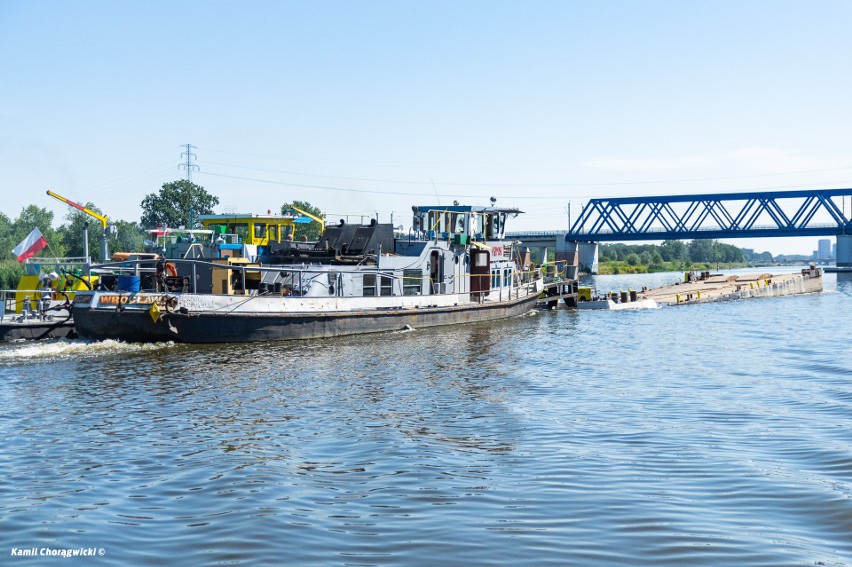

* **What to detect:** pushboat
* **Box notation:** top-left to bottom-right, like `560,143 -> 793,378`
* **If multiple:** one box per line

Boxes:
71,205 -> 544,343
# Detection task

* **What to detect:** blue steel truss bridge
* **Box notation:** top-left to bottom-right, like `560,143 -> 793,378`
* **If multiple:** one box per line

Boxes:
566,188 -> 852,242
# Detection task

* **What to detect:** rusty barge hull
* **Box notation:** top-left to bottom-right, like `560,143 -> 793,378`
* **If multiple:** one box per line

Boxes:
640,268 -> 823,307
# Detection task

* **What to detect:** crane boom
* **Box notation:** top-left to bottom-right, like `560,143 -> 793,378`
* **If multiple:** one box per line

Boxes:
291,205 -> 325,227
46,189 -> 110,261
46,190 -> 108,229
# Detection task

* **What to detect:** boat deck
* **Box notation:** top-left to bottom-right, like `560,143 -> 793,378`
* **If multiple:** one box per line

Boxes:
639,269 -> 822,306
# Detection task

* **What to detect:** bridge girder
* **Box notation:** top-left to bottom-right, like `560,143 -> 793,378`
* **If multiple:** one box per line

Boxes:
566,188 -> 852,242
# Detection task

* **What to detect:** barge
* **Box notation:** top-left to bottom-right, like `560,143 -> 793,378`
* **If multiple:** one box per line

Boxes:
640,266 -> 823,306
0,295 -> 76,341
0,262 -> 93,342
72,205 -> 544,343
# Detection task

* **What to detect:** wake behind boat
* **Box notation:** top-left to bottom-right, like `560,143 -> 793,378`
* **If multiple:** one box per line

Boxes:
577,297 -> 659,310
577,287 -> 658,310
72,204 -> 544,343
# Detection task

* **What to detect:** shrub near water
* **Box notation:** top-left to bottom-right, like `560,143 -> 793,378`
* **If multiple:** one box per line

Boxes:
0,260 -> 25,290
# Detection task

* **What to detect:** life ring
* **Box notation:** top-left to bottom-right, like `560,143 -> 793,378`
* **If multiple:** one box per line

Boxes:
165,263 -> 178,277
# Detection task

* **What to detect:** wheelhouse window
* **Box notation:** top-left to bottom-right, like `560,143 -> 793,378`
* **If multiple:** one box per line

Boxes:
403,269 -> 422,296
229,223 -> 249,242
253,223 -> 266,240
470,214 -> 481,238
363,274 -> 376,296
452,213 -> 465,233
380,273 -> 393,296
364,273 -> 393,296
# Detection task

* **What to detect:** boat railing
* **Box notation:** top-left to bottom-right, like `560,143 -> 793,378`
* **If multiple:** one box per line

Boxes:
25,256 -> 90,266
78,257 -> 546,300
24,257 -> 91,276
539,260 -> 570,283
466,266 -> 543,303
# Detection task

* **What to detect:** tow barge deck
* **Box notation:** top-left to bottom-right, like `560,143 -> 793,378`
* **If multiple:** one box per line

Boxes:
638,266 -> 823,306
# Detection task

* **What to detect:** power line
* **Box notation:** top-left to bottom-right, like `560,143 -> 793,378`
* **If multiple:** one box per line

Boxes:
198,169 -> 852,203
200,157 -> 852,188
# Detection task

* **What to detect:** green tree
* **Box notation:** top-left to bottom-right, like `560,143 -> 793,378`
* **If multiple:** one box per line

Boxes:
281,200 -> 325,241
0,260 -> 25,289
688,239 -> 716,263
2,208 -> 58,287
108,220 -> 146,254
660,240 -> 687,262
0,212 -> 14,261
718,242 -> 744,263
598,244 -> 615,261
141,180 -> 219,229
59,204 -> 146,261
58,203 -> 105,260
625,253 -> 641,266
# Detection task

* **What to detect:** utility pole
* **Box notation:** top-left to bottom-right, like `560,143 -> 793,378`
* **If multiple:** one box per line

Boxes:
565,202 -> 571,232
179,144 -> 199,181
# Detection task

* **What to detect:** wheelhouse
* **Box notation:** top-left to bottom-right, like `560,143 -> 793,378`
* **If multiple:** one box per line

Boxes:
197,213 -> 310,246
411,205 -> 520,242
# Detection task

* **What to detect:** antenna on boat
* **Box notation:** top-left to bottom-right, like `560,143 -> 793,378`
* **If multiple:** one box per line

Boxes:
431,179 -> 441,205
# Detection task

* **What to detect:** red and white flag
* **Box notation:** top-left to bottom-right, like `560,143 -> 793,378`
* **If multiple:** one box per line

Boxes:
12,227 -> 48,262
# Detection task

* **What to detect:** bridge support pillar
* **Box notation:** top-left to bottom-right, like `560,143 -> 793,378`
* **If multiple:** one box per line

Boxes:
574,242 -> 598,274
837,235 -> 852,267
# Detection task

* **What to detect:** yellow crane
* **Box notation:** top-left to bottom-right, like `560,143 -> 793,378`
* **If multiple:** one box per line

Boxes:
290,205 -> 325,229
46,190 -> 111,261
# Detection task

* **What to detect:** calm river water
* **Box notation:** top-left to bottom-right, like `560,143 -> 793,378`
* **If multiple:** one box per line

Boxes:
2,270 -> 851,565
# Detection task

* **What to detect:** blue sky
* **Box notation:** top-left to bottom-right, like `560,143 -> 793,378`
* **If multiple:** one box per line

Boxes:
2,1 -> 852,254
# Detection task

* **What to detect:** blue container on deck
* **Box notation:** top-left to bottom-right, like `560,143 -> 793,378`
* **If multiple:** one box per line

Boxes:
116,275 -> 141,292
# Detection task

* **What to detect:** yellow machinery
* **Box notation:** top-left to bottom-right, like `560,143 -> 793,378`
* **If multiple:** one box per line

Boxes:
14,272 -> 98,313
211,258 -> 261,295
199,210 -> 323,247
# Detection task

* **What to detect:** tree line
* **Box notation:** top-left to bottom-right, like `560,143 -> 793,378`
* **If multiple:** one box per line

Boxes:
1,180 -> 323,288
594,238 -> 788,273
600,240 -> 745,266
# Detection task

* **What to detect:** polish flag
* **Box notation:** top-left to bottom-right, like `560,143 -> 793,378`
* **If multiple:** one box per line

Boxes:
12,228 -> 48,262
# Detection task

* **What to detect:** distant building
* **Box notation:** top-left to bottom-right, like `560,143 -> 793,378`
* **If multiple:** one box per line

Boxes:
817,239 -> 832,260
833,242 -> 837,259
